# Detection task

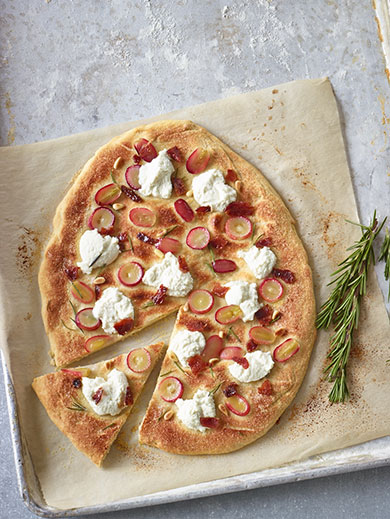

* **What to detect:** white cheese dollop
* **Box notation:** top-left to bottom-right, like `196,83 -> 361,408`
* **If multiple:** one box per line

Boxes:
224,280 -> 261,322
92,287 -> 134,334
228,350 -> 274,383
175,389 -> 216,432
192,169 -> 236,212
138,149 -> 174,199
169,330 -> 206,367
237,245 -> 276,280
81,368 -> 128,416
142,252 -> 194,297
77,229 -> 120,275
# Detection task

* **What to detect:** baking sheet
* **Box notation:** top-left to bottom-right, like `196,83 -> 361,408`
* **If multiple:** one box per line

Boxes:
0,78 -> 389,511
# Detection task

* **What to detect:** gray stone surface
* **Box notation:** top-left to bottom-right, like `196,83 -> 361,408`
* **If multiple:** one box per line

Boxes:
0,0 -> 389,518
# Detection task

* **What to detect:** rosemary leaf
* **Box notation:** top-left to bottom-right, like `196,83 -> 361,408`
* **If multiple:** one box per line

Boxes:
228,326 -> 241,343
66,398 -> 87,412
142,301 -> 155,309
70,317 -> 85,335
209,366 -> 215,379
110,169 -> 119,185
89,252 -> 103,268
71,283 -> 83,300
163,225 -> 178,237
128,235 -> 134,253
209,382 -> 222,395
102,423 -> 116,431
174,361 -> 186,374
61,319 -> 78,332
159,370 -> 174,377
379,227 -> 390,301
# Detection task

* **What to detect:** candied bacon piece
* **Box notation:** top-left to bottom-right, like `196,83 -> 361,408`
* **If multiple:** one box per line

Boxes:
225,169 -> 238,182
225,201 -> 254,216
117,232 -> 128,251
64,264 -> 78,281
95,285 -> 102,301
223,382 -> 238,397
255,304 -> 273,325
188,354 -> 207,375
196,205 -> 211,214
121,185 -> 143,203
172,176 -> 187,195
272,268 -> 296,284
167,146 -> 183,162
209,236 -> 229,250
200,417 -> 220,429
152,284 -> 168,305
114,317 -> 134,335
133,154 -> 141,164
255,237 -> 272,248
232,356 -> 249,369
72,378 -> 82,389
137,232 -> 158,246
178,256 -> 189,273
186,319 -> 209,332
92,388 -> 103,404
258,379 -> 273,396
125,386 -> 134,406
246,339 -> 258,352
275,328 -> 288,337
212,283 -> 229,298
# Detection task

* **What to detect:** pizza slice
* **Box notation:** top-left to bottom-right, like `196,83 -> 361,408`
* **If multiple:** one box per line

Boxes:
32,342 -> 164,466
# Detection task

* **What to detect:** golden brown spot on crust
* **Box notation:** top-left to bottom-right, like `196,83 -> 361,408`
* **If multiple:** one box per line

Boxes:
158,206 -> 179,227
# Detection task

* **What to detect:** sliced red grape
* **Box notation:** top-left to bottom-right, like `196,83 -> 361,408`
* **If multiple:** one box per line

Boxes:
129,207 -> 156,227
127,348 -> 151,373
156,237 -> 181,254
186,227 -> 210,250
225,394 -> 250,416
95,183 -> 121,206
273,338 -> 300,362
174,198 -> 194,222
70,280 -> 95,304
159,376 -> 184,402
117,262 -> 144,286
188,289 -> 214,314
75,307 -> 101,331
134,138 -> 157,162
201,335 -> 223,362
88,207 -> 115,233
249,326 -> 275,345
220,346 -> 243,360
258,278 -> 284,302
212,259 -> 237,273
186,148 -> 210,174
84,335 -> 111,353
225,216 -> 252,240
125,165 -> 141,190
215,305 -> 241,325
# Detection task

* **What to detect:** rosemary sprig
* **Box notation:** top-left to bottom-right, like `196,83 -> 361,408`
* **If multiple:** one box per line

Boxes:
378,227 -> 390,301
159,370 -> 174,377
66,398 -> 87,412
110,170 -> 119,185
227,326 -> 241,343
89,252 -> 102,268
163,225 -> 178,237
209,366 -> 215,379
209,382 -> 222,395
61,319 -> 78,332
71,282 -> 83,300
316,212 -> 386,403
102,422 -> 116,431
173,360 -> 186,374
128,235 -> 134,253
68,300 -> 85,335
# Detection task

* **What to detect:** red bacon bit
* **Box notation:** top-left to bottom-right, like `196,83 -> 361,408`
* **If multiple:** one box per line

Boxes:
117,232 -> 128,251
172,176 -> 187,195
133,154 -> 141,164
225,201 -> 254,216
178,256 -> 189,273
72,378 -> 82,389
212,283 -> 229,298
275,328 -> 288,337
223,382 -> 238,398
114,317 -> 134,335
95,285 -> 102,300
272,268 -> 296,284
121,185 -> 143,203
232,356 -> 249,369
64,265 -> 79,281
152,284 -> 168,305
125,386 -> 134,406
225,169 -> 238,183
186,319 -> 210,332
200,417 -> 220,429
196,205 -> 211,214
137,232 -> 158,245
167,146 -> 183,162
246,339 -> 258,352
188,354 -> 207,375
258,380 -> 273,396
209,236 -> 229,250
255,237 -> 272,248
99,226 -> 114,236
92,388 -> 103,404
255,304 -> 273,325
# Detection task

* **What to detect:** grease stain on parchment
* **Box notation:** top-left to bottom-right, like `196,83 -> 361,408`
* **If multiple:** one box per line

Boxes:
16,226 -> 43,280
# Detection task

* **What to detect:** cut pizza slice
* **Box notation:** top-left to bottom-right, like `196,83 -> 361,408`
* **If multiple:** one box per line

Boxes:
32,341 -> 164,466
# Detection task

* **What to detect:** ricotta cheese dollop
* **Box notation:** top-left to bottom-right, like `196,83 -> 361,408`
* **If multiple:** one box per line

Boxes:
92,287 -> 134,334
77,229 -> 120,275
175,389 -> 216,432
224,280 -> 261,322
229,350 -> 274,383
138,149 -> 174,199
192,169 -> 236,212
142,252 -> 194,297
169,330 -> 206,367
81,368 -> 128,416
237,245 -> 276,280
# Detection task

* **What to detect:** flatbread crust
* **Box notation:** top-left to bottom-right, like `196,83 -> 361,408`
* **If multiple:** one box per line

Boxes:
32,342 -> 164,466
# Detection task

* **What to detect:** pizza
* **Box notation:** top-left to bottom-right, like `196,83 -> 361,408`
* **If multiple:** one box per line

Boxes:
32,342 -> 164,466
37,119 -> 316,456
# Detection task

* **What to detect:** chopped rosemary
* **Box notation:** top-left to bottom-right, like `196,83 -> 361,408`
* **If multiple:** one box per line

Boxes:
71,282 -> 83,300
70,317 -> 85,335
209,366 -> 215,379
174,360 -> 186,374
251,223 -> 256,242
69,299 -> 77,316
142,301 -> 155,309
316,211 -> 386,403
110,169 -> 119,185
89,252 -> 102,268
66,398 -> 87,412
379,227 -> 390,301
209,382 -> 222,395
163,225 -> 178,237
61,319 -> 78,332
208,245 -> 215,262
159,370 -> 174,377
128,235 -> 134,252
227,326 -> 241,343
206,262 -> 215,275
269,314 -> 281,325
102,423 -> 116,431
253,233 -> 263,244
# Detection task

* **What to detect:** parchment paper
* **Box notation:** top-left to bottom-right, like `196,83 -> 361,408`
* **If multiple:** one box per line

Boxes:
0,78 -> 389,510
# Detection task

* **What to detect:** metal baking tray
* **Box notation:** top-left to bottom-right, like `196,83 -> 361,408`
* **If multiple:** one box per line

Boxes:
3,350 -> 390,517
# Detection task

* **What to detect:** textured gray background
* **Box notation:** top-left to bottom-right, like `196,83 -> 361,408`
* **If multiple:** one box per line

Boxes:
1,0 -> 390,518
